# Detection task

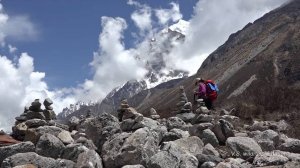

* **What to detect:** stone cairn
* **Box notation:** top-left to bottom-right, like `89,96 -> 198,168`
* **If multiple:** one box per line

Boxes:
12,98 -> 57,140
117,99 -> 143,122
149,108 -> 160,120
195,98 -> 210,115
175,86 -> 193,114
173,86 -> 196,123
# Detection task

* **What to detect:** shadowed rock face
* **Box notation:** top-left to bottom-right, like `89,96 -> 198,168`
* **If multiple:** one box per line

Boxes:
131,0 -> 300,137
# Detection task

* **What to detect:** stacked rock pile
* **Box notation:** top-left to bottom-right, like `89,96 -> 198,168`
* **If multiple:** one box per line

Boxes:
175,86 -> 193,113
117,99 -> 143,122
174,86 -> 195,123
12,98 -> 59,141
149,108 -> 160,120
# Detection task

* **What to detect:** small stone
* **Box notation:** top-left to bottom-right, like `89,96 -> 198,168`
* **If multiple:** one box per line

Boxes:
203,144 -> 220,157
150,115 -> 160,120
15,116 -> 27,122
149,108 -> 158,115
43,98 -> 53,107
46,106 -> 53,110
29,99 -> 42,112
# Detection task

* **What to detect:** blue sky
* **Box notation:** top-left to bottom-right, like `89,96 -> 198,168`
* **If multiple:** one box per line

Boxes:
1,0 -> 197,89
0,0 -> 288,131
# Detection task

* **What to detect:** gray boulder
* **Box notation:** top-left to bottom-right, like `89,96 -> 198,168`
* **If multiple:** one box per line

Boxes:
189,123 -> 213,137
57,130 -> 74,144
166,117 -> 186,131
102,127 -> 158,167
68,116 -> 80,131
278,138 -> 300,153
29,99 -> 42,112
36,133 -> 65,159
249,130 -> 279,151
43,110 -> 56,120
200,162 -> 216,168
147,151 -> 179,168
83,113 -> 121,152
61,143 -> 89,162
195,106 -> 210,114
196,154 -> 223,165
178,154 -> 198,168
219,119 -> 234,138
274,150 -> 300,162
76,149 -> 103,168
162,136 -> 204,157
215,158 -> 252,168
176,113 -> 196,123
220,115 -> 239,124
149,108 -> 158,115
192,114 -> 213,124
212,123 -> 226,145
203,144 -> 220,157
24,126 -> 63,144
12,122 -> 27,140
75,137 -> 97,150
43,98 -> 53,107
15,116 -> 27,122
148,151 -> 198,168
26,111 -> 46,120
1,152 -> 75,168
253,151 -> 289,166
226,137 -> 262,159
121,118 -> 137,132
25,119 -> 47,128
0,142 -> 35,163
284,161 -> 300,168
122,165 -> 145,168
201,129 -> 219,147
162,128 -> 190,142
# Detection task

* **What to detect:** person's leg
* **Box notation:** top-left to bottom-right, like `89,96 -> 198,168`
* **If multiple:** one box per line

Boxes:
204,98 -> 211,109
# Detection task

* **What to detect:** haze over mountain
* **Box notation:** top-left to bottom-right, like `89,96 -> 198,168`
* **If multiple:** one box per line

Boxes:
0,0 -> 288,131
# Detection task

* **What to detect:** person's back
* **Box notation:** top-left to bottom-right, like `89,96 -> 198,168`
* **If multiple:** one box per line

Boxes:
204,80 -> 219,109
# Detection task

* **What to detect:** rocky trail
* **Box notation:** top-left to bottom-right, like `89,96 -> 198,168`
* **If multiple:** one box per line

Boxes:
1,86 -> 300,168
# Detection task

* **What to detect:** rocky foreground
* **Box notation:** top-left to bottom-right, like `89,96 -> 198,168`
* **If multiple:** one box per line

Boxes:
1,97 -> 300,168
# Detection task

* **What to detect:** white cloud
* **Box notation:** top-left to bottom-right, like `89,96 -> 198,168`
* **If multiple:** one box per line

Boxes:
155,2 -> 182,25
3,16 -> 39,41
0,3 -> 38,45
131,8 -> 152,33
82,16 -> 147,100
165,0 -> 288,73
8,44 -> 17,53
128,0 -> 152,33
0,53 -> 76,132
